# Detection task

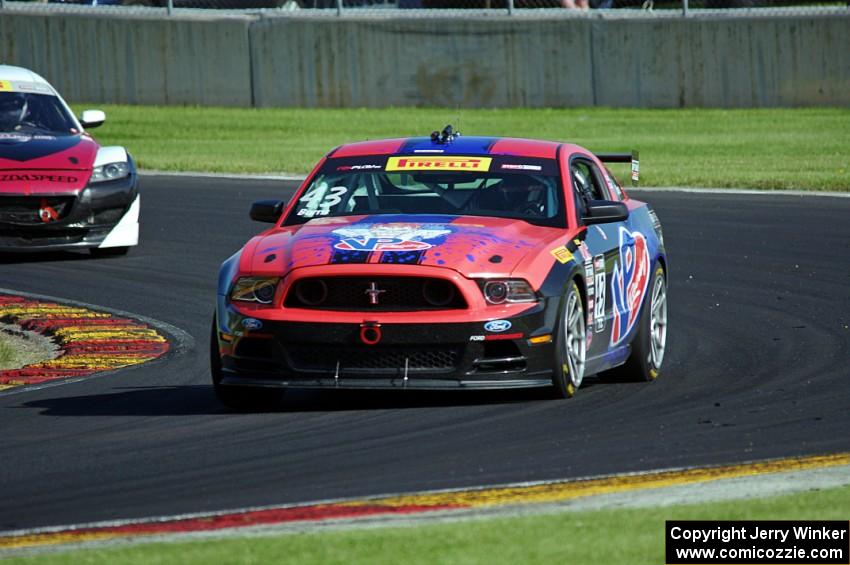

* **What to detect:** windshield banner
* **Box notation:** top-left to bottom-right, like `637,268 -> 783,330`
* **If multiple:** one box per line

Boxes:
386,156 -> 492,172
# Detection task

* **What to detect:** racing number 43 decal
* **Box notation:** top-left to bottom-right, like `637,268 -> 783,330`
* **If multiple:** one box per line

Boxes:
610,227 -> 650,346
297,184 -> 348,218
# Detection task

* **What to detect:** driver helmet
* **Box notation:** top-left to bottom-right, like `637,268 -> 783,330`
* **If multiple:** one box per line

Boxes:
497,175 -> 533,197
0,93 -> 27,130
497,175 -> 533,207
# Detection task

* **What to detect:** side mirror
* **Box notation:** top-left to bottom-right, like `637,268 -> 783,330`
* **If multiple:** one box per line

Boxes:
80,109 -> 106,129
582,200 -> 629,225
250,200 -> 285,223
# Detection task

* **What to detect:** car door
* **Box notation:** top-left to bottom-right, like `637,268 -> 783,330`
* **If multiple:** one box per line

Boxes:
568,155 -> 630,366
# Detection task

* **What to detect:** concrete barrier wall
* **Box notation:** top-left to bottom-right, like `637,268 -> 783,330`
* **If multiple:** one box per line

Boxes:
1,10 -> 848,108
250,18 -> 594,107
589,16 -> 850,108
0,12 -> 254,106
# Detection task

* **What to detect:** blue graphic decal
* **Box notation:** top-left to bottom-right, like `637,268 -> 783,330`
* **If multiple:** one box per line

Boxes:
331,250 -> 371,264
330,217 -> 454,259
399,137 -> 496,156
380,250 -> 425,264
610,227 -> 650,346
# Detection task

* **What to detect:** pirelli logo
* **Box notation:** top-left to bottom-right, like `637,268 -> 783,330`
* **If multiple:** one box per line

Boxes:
386,156 -> 492,172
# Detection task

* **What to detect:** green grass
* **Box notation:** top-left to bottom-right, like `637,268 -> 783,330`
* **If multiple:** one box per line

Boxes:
9,483 -> 850,564
73,106 -> 850,191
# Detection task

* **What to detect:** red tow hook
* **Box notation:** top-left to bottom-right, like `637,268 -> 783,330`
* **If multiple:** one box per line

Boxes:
359,321 -> 382,345
39,199 -> 59,223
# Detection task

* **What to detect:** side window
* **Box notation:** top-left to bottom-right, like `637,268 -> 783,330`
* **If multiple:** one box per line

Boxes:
571,158 -> 609,220
603,167 -> 625,201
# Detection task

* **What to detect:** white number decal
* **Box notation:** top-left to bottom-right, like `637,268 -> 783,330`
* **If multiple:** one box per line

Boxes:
298,184 -> 348,216
320,186 -> 347,212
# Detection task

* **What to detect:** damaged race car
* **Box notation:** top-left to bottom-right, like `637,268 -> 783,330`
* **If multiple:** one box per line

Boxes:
212,126 -> 668,407
0,65 -> 139,255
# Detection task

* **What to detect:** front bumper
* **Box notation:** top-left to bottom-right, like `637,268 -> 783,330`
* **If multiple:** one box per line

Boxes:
0,171 -> 138,252
215,299 -> 560,390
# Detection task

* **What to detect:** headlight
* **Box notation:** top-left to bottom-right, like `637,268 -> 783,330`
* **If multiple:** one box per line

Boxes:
90,162 -> 129,183
480,279 -> 537,305
230,277 -> 280,305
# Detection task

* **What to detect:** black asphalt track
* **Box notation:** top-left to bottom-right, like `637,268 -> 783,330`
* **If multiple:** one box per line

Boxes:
1,177 -> 849,531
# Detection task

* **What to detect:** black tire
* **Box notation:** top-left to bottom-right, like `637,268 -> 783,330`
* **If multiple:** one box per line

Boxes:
552,280 -> 587,399
210,317 -> 279,410
613,264 -> 667,382
90,246 -> 130,257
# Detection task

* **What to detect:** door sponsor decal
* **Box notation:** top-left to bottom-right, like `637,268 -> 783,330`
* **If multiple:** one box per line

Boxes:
610,228 -> 650,346
584,256 -> 596,347
592,254 -> 606,333
333,223 -> 451,252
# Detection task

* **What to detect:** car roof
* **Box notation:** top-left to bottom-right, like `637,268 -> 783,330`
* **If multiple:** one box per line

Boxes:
0,65 -> 56,94
329,136 -> 587,161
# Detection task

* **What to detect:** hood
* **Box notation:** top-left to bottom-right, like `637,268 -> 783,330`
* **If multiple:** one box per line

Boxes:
0,133 -> 96,194
243,214 -> 564,279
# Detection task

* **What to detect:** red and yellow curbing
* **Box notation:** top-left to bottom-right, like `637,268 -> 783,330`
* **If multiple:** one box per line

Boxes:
1,451 -> 848,551
0,295 -> 169,391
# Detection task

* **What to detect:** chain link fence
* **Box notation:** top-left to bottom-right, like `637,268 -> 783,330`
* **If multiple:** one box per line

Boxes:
2,0 -> 847,14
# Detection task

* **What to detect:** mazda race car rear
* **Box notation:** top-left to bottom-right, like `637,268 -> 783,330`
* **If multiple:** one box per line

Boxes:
0,65 -> 139,255
212,128 -> 668,407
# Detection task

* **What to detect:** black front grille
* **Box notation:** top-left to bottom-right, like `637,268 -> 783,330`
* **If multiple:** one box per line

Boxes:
92,206 -> 126,224
285,277 -> 467,311
0,196 -> 75,225
285,344 -> 462,374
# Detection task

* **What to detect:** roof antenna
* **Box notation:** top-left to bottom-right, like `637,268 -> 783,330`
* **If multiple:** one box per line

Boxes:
433,124 -> 460,145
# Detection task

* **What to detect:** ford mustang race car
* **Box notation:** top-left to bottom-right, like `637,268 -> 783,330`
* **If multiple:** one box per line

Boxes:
0,65 -> 139,255
212,126 -> 667,407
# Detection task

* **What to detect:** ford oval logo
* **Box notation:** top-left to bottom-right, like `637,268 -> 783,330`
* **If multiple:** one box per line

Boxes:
241,318 -> 263,331
484,320 -> 512,333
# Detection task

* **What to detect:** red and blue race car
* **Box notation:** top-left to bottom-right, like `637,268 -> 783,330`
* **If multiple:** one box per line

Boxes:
212,126 -> 667,406
0,65 -> 139,255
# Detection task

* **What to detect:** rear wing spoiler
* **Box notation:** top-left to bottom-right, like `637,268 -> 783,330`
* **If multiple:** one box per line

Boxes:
595,150 -> 639,187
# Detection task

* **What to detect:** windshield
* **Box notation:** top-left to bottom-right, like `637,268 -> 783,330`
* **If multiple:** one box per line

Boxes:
285,156 -> 565,228
0,92 -> 78,135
